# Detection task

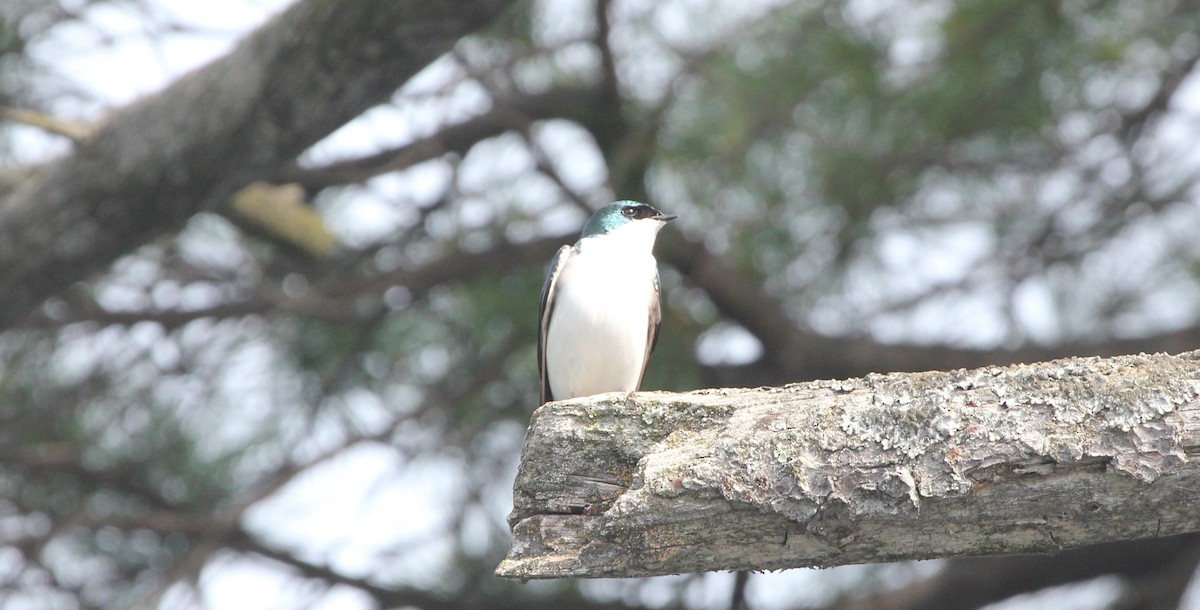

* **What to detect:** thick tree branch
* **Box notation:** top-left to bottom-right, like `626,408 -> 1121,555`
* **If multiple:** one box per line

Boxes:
499,351 -> 1200,579
0,0 -> 516,329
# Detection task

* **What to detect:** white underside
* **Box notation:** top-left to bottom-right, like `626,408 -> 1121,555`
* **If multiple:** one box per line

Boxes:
546,221 -> 662,401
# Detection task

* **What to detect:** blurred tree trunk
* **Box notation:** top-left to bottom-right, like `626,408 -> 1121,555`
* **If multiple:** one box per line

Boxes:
499,351 -> 1200,579
0,0 -> 515,329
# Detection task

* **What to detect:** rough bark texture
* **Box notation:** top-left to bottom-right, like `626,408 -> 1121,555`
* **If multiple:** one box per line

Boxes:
0,0 -> 515,329
499,351 -> 1200,579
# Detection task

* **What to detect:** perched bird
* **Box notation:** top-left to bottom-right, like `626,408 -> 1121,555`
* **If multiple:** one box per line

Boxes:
538,201 -> 677,404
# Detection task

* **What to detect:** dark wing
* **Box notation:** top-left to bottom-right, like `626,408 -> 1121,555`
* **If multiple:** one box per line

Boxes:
538,245 -> 573,405
636,270 -> 664,391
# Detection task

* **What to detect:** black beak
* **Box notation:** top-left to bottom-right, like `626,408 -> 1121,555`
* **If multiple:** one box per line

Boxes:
652,213 -> 678,222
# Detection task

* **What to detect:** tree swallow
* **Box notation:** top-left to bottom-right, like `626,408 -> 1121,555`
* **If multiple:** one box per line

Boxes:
538,201 -> 677,404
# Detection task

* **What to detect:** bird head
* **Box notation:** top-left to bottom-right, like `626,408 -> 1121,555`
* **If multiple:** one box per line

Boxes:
580,201 -> 677,239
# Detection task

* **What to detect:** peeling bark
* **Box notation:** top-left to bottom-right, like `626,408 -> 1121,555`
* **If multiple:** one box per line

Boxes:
498,351 -> 1200,579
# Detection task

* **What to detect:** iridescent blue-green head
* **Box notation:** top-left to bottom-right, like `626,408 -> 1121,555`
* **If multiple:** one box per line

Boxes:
580,200 -> 677,239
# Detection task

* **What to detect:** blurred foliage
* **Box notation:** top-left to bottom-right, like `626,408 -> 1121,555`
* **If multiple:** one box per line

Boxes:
1,0 -> 1200,609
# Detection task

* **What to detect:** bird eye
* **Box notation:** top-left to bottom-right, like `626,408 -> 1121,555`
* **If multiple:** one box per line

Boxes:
621,206 -> 637,217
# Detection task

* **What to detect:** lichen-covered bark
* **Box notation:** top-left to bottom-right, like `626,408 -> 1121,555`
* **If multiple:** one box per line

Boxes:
498,351 -> 1200,579
0,0 -> 515,328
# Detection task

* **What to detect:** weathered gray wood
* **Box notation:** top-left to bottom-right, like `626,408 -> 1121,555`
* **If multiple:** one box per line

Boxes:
498,351 -> 1200,579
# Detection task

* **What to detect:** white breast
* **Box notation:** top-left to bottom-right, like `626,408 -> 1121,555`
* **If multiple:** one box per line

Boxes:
545,224 -> 661,401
